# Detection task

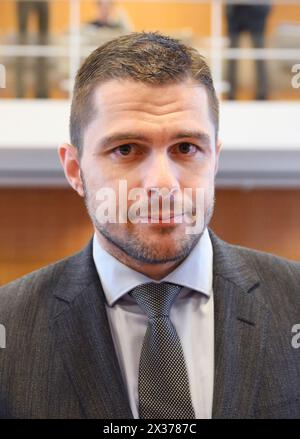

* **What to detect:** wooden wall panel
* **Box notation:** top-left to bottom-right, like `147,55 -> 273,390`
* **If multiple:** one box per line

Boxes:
211,189 -> 300,261
1,187 -> 300,286
0,188 -> 92,286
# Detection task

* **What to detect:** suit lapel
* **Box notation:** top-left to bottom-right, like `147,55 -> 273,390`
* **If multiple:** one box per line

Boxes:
51,240 -> 133,419
209,229 -> 270,418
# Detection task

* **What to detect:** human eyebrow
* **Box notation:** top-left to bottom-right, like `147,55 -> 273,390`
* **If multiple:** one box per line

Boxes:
95,130 -> 211,150
171,131 -> 211,148
95,132 -> 150,150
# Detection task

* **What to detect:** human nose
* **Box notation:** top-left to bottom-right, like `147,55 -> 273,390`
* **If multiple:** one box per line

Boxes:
142,152 -> 180,196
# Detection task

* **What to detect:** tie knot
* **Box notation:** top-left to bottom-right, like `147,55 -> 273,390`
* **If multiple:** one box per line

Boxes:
129,282 -> 182,319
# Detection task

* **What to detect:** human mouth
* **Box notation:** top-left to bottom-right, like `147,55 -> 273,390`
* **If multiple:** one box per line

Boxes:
140,213 -> 185,224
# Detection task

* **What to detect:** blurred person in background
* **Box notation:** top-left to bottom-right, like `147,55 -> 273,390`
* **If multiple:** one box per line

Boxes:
87,0 -> 133,32
15,0 -> 49,98
55,0 -> 133,96
226,2 -> 271,100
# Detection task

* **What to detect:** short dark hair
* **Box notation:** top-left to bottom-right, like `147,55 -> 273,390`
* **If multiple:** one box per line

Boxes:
70,31 -> 219,154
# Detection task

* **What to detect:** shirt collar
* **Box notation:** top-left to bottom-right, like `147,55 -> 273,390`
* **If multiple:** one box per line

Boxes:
93,227 -> 213,307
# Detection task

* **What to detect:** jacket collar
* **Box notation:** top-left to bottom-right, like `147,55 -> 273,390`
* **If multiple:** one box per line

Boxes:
208,228 -> 270,418
51,240 -> 133,418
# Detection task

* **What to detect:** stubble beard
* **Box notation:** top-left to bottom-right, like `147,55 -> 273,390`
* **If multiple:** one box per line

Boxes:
81,175 -> 215,264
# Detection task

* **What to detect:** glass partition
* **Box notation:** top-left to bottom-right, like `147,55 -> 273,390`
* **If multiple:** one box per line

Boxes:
0,0 -> 299,101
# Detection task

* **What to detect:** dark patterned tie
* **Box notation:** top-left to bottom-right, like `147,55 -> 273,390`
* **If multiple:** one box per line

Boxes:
129,282 -> 196,419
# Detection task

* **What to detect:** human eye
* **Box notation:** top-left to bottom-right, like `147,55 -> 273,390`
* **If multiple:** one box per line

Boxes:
109,143 -> 147,162
113,144 -> 135,156
172,142 -> 202,155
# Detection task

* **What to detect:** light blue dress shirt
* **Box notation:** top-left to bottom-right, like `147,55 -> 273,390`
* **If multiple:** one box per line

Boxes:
93,227 -> 214,419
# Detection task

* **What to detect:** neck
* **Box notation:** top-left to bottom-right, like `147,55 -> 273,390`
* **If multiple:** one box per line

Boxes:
95,230 -> 184,280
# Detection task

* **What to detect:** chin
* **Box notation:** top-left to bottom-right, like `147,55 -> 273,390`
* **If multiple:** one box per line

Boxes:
137,235 -> 196,261
96,221 -> 200,262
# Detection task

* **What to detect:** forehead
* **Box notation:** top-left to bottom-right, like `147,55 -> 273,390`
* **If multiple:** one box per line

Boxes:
94,78 -> 210,118
83,79 -> 214,147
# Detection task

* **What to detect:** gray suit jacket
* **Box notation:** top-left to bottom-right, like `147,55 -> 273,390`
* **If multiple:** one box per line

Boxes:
0,228 -> 299,418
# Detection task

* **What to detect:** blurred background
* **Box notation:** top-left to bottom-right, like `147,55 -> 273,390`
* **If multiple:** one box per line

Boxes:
0,0 -> 300,284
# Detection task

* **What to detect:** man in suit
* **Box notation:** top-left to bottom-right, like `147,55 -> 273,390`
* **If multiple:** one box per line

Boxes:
0,32 -> 299,419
